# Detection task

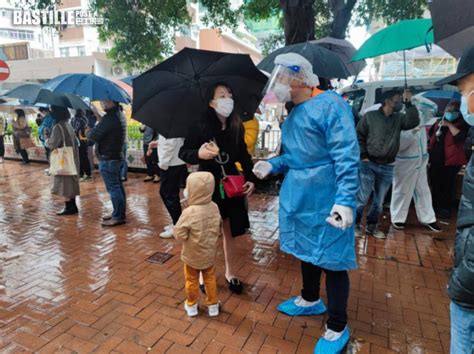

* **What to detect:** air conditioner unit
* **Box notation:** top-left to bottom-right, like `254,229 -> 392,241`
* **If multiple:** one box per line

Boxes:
112,66 -> 124,76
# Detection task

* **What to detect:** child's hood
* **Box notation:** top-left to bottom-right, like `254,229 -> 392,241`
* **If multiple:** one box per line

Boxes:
186,172 -> 215,205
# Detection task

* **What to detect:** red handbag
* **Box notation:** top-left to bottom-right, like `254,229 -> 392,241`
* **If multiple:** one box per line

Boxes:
222,175 -> 246,198
219,164 -> 246,198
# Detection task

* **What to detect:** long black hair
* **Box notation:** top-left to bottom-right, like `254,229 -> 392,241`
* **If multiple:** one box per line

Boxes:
51,105 -> 70,122
204,82 -> 242,144
14,109 -> 25,118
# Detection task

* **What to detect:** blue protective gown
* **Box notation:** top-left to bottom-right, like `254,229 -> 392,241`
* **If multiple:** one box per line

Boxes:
269,91 -> 360,271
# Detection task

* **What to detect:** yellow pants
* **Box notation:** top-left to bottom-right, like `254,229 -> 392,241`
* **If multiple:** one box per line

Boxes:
184,264 -> 218,306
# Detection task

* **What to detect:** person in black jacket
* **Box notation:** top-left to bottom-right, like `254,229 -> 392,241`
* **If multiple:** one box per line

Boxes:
435,44 -> 474,354
71,109 -> 92,181
87,100 -> 127,226
179,83 -> 256,295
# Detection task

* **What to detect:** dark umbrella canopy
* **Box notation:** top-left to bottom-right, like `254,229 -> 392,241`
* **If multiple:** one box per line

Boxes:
133,48 -> 268,138
34,89 -> 90,110
311,37 -> 366,76
257,42 -> 351,79
429,0 -> 474,58
3,83 -> 42,104
422,90 -> 461,113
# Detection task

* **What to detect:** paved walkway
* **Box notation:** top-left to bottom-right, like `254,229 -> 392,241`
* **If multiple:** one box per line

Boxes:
0,161 -> 454,353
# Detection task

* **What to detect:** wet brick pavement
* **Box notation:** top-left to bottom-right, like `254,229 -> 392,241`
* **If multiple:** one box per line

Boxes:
0,161 -> 455,353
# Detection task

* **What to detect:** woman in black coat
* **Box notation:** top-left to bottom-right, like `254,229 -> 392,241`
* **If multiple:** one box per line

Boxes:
179,83 -> 257,294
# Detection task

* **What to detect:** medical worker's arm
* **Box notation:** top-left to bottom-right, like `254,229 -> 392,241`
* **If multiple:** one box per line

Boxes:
356,115 -> 369,161
326,101 -> 360,208
400,102 -> 420,130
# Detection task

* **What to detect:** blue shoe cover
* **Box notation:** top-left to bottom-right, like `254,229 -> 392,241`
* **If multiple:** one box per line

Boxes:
276,296 -> 327,316
314,326 -> 350,354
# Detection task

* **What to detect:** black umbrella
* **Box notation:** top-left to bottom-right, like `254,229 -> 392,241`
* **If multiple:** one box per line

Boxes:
34,89 -> 90,110
132,48 -> 268,138
429,0 -> 474,58
257,42 -> 351,79
311,37 -> 366,76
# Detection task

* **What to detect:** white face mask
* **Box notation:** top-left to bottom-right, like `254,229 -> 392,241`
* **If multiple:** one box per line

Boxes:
214,97 -> 234,118
273,82 -> 292,102
183,189 -> 188,199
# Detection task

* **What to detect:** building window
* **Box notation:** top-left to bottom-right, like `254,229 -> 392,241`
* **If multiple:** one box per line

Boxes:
60,47 -> 70,57
77,46 -> 85,56
4,29 -> 34,41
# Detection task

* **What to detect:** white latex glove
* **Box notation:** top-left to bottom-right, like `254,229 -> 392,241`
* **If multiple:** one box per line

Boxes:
253,161 -> 273,179
326,204 -> 353,230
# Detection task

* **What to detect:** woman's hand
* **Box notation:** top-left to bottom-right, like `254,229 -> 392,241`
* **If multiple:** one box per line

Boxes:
198,143 -> 218,160
148,140 -> 158,149
243,181 -> 255,196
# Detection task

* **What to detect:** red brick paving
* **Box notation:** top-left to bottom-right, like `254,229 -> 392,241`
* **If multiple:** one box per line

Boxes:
0,161 -> 455,353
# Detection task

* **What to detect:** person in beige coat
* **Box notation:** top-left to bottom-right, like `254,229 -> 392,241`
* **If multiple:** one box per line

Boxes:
173,172 -> 222,318
12,109 -> 35,164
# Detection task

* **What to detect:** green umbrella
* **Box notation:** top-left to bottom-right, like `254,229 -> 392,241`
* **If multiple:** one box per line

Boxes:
351,18 -> 434,61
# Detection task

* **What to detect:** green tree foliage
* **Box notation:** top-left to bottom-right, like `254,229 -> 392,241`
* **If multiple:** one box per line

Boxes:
29,0 -> 427,69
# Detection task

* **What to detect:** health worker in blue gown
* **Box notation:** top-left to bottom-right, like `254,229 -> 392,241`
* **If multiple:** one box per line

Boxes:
253,53 -> 359,354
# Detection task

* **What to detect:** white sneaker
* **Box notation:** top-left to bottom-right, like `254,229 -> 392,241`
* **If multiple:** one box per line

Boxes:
159,227 -> 174,239
185,303 -> 198,317
208,304 -> 219,317
0,157 -> 3,163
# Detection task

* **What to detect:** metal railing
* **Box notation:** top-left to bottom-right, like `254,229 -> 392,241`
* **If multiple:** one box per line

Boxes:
3,129 -> 282,167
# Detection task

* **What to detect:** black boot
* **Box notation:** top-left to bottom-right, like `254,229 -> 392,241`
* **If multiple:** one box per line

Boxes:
56,199 -> 78,216
69,198 -> 79,214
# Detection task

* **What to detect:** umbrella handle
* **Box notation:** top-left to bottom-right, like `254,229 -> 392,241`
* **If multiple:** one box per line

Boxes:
425,26 -> 433,53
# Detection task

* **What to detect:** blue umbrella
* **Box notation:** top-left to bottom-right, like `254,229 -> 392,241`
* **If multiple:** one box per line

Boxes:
43,73 -> 131,103
422,90 -> 461,113
120,75 -> 137,86
2,83 -> 42,104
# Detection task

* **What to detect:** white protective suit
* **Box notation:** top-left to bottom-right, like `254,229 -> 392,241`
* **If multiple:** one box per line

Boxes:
390,95 -> 437,224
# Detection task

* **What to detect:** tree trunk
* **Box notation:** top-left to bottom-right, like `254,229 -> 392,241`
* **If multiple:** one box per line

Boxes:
328,0 -> 357,39
280,0 -> 315,45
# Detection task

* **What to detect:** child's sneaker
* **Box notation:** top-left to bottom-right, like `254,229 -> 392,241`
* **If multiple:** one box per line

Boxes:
208,304 -> 219,317
184,303 -> 198,317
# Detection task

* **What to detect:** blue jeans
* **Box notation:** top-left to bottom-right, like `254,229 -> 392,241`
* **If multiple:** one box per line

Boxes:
450,301 -> 474,354
99,160 -> 126,220
120,143 -> 128,179
356,161 -> 394,226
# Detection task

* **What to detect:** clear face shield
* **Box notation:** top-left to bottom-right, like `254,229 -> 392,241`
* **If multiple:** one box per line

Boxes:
263,64 -> 305,103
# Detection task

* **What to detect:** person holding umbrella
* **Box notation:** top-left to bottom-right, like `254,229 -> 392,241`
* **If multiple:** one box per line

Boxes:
38,107 -> 55,163
253,53 -> 359,354
356,89 -> 420,239
46,105 -> 80,215
179,83 -> 257,294
435,43 -> 474,354
12,109 -> 35,165
87,100 -> 127,226
427,100 -> 469,219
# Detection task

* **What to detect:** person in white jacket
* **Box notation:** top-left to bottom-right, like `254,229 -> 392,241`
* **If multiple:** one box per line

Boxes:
149,135 -> 188,238
390,95 -> 441,232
